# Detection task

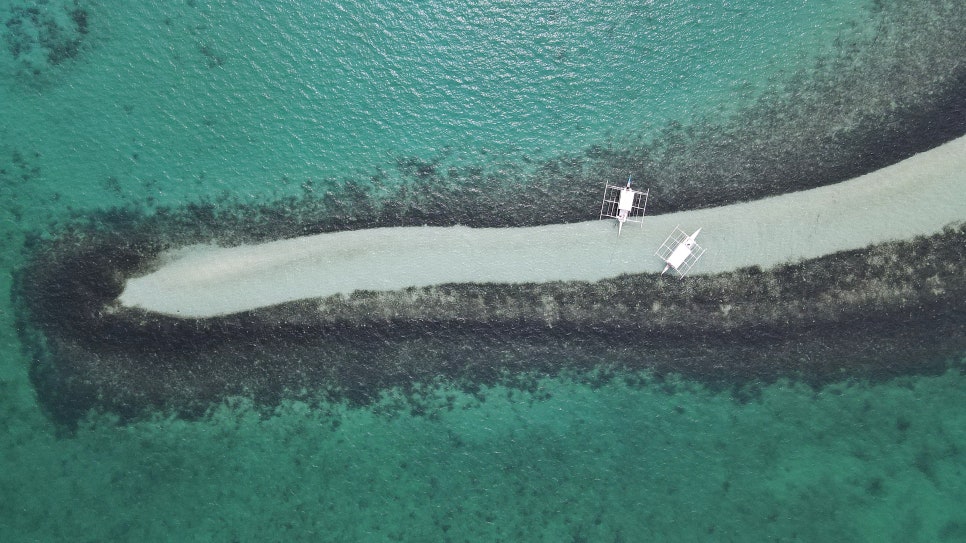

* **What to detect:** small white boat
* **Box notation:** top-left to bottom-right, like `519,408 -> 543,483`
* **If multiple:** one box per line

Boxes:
656,226 -> 706,278
599,175 -> 649,236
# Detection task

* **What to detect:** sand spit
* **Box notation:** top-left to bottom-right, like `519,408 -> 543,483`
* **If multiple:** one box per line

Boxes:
19,223 -> 966,426
12,135 -> 966,426
118,136 -> 966,318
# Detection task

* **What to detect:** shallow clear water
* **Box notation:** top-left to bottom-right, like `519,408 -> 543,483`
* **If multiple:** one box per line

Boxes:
1,0 -> 964,541
1,0 -> 864,216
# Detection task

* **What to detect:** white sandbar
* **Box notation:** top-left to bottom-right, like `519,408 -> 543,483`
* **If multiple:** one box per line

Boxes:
119,136 -> 966,318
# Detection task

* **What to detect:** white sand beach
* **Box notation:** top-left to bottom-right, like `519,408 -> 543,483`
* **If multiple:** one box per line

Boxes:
119,136 -> 966,318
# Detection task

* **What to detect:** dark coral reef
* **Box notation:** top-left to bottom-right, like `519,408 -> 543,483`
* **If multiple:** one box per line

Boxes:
13,205 -> 965,426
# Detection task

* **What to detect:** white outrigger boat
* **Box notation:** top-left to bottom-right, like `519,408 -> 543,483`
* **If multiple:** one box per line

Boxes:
599,175 -> 649,236
656,226 -> 706,278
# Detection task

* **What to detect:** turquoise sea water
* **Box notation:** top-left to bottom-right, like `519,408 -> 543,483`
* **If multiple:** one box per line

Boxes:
1,0 -> 964,541
1,0 -> 867,218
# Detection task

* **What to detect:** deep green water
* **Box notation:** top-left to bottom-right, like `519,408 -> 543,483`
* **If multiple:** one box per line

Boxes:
1,0 -> 964,541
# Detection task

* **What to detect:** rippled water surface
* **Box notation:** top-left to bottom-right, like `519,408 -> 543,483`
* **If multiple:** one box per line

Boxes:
2,0 -> 868,213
